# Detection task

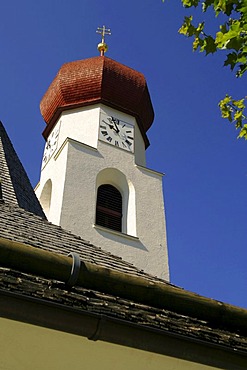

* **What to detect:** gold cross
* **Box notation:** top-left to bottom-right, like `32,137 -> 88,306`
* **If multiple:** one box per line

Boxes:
96,25 -> 111,55
96,25 -> 111,43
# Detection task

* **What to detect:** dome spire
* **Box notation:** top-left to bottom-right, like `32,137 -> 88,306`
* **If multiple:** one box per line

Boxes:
96,25 -> 111,56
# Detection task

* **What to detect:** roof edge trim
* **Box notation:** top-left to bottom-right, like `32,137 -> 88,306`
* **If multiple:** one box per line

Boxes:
1,236 -> 247,336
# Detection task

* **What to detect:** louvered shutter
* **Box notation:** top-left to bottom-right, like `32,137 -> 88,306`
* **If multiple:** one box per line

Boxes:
96,185 -> 122,232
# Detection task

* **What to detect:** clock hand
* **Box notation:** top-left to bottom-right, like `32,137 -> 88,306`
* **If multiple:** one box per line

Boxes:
110,124 -> 119,134
102,119 -> 118,132
114,123 -> 119,133
111,117 -> 120,133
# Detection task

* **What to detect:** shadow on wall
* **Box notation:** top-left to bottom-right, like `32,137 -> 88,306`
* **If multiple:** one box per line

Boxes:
39,179 -> 52,217
94,225 -> 148,252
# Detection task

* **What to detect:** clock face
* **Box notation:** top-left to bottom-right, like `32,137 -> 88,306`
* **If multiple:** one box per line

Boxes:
99,114 -> 134,152
42,124 -> 60,169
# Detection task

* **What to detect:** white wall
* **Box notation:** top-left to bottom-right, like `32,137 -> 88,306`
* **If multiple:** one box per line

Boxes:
36,104 -> 169,280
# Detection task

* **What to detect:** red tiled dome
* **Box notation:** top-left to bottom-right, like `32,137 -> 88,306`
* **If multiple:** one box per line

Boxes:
40,56 -> 154,146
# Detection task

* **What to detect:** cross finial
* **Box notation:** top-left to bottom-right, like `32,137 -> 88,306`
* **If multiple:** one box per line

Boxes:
96,25 -> 111,56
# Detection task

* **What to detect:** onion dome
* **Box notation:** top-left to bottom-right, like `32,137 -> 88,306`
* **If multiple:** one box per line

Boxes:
40,56 -> 154,147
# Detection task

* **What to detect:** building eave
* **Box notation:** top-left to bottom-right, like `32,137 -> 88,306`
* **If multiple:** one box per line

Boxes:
1,281 -> 247,370
1,236 -> 247,338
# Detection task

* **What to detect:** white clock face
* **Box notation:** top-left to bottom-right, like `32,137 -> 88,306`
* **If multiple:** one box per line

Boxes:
42,124 -> 60,169
99,114 -> 134,152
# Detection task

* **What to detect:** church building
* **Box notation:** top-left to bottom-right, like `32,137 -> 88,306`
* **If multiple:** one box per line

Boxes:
35,31 -> 169,280
0,27 -> 247,369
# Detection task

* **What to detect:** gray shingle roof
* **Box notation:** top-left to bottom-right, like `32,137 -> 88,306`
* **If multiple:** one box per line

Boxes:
1,201 -> 247,354
1,267 -> 247,353
0,122 -> 45,218
0,202 -> 164,280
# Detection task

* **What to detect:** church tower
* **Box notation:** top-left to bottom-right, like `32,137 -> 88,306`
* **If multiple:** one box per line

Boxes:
35,28 -> 169,280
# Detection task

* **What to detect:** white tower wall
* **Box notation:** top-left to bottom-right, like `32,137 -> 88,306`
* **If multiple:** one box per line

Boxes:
36,104 -> 169,280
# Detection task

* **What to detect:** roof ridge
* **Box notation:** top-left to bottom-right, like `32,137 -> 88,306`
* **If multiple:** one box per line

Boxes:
0,121 -> 45,218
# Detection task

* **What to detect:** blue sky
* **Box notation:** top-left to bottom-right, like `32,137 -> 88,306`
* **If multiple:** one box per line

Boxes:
1,1 -> 246,308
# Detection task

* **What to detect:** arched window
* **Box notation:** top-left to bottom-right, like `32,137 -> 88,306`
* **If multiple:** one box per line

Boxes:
96,184 -> 122,232
39,179 -> 52,217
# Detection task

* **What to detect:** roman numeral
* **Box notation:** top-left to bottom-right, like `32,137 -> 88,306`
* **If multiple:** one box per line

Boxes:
126,130 -> 132,133
127,136 -> 133,140
101,130 -> 108,136
111,117 -> 119,125
107,136 -> 112,142
125,139 -> 132,146
115,140 -> 119,147
100,124 -> 106,129
102,119 -> 110,126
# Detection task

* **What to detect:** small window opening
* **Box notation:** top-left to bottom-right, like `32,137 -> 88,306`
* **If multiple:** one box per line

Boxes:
96,184 -> 122,232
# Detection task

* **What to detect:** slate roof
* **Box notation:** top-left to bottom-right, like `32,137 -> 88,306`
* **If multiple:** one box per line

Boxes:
1,121 -> 247,356
1,266 -> 247,353
1,201 -> 247,353
0,122 -> 45,218
0,202 -> 163,281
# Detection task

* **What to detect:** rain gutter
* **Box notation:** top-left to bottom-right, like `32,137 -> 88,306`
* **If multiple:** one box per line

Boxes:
1,237 -> 247,336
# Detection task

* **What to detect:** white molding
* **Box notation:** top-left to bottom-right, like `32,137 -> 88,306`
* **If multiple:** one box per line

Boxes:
135,164 -> 164,177
93,224 -> 139,241
54,137 -> 98,161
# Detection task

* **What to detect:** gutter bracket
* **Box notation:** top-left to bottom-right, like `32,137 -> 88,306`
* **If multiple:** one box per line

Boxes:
88,315 -> 106,341
66,252 -> 81,288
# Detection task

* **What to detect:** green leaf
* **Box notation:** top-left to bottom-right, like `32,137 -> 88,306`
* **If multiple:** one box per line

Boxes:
219,95 -> 247,139
238,125 -> 247,139
182,0 -> 200,7
224,52 -> 238,69
203,0 -> 214,12
233,98 -> 245,109
226,37 -> 243,51
201,36 -> 217,54
236,63 -> 247,76
170,0 -> 247,140
179,16 -> 195,36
